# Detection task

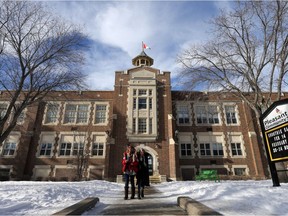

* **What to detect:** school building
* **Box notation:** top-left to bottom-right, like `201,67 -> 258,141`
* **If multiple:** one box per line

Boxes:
0,50 -> 286,182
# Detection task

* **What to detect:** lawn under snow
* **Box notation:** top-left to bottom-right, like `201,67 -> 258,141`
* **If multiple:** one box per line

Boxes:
0,180 -> 287,215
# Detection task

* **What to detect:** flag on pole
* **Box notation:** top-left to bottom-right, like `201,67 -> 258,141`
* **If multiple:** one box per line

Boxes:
142,42 -> 151,50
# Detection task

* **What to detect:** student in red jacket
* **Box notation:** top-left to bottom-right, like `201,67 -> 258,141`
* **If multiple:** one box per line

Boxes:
122,144 -> 138,200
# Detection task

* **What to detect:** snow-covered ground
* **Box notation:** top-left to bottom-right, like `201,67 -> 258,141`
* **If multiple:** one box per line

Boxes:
0,180 -> 287,215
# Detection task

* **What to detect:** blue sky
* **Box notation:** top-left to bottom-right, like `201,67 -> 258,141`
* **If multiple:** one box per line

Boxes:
48,1 -> 232,90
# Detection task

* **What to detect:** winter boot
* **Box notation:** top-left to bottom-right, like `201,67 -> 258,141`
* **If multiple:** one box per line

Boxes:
124,187 -> 128,200
131,187 -> 135,199
141,187 -> 144,198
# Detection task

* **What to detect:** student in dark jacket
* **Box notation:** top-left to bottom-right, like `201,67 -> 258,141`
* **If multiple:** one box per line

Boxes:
136,148 -> 150,199
122,144 -> 138,200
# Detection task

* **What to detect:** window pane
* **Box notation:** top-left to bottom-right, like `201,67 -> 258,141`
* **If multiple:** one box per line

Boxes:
178,105 -> 189,124
45,104 -> 59,123
225,106 -> 237,124
138,89 -> 147,95
64,105 -> 76,123
138,98 -> 147,109
234,168 -> 246,176
77,105 -> 89,123
3,142 -> 16,156
95,105 -> 107,124
138,118 -> 147,133
0,103 -> 7,119
92,143 -> 104,156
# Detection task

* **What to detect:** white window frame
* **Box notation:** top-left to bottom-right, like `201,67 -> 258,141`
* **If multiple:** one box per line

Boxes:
57,133 -> 87,157
90,133 -> 106,158
43,102 -> 60,125
197,132 -> 226,158
176,103 -> 191,126
227,133 -> 246,158
180,143 -> 192,157
93,102 -> 109,125
1,132 -> 20,157
138,118 -> 147,134
0,102 -> 26,125
0,102 -> 8,120
38,132 -> 56,157
232,165 -> 249,176
63,103 -> 90,125
94,103 -> 108,125
16,109 -> 26,125
223,103 -> 240,126
178,133 -> 194,158
194,103 -> 221,125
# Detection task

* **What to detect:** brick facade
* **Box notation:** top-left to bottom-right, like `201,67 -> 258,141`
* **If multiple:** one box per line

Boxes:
0,51 -> 286,182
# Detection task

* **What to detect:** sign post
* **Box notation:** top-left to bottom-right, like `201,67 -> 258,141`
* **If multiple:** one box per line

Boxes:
259,98 -> 288,187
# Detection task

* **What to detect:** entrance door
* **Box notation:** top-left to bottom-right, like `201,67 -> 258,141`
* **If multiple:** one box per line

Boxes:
146,153 -> 153,176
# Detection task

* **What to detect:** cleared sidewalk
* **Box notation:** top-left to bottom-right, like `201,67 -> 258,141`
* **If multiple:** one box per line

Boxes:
56,185 -> 222,215
98,186 -> 187,215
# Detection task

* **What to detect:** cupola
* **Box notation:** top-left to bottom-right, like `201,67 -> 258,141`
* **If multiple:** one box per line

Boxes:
132,50 -> 154,67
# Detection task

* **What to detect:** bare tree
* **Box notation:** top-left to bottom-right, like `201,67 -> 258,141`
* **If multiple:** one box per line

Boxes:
0,1 -> 88,144
177,1 -> 288,118
70,130 -> 90,181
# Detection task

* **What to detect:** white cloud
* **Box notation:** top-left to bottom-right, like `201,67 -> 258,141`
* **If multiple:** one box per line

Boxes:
49,1 -> 226,90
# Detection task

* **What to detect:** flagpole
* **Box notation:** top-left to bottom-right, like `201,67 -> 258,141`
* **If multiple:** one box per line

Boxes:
142,41 -> 144,52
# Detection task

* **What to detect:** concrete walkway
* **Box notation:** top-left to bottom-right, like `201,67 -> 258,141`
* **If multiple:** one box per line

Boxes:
98,186 -> 188,215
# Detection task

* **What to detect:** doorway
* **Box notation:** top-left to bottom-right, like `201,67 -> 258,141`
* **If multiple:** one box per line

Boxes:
146,153 -> 153,176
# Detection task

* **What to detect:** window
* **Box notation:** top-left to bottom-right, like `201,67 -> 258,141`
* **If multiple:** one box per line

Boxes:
64,104 -> 89,124
92,135 -> 105,156
16,110 -> 25,124
212,143 -> 224,156
73,143 -> 84,156
0,103 -> 7,120
149,98 -> 152,109
225,105 -> 237,124
59,143 -> 72,156
195,105 -> 219,124
178,105 -> 190,124
149,89 -> 152,96
40,143 -> 52,156
149,118 -> 152,134
200,143 -> 223,156
44,104 -> 59,124
138,98 -> 147,109
200,143 -> 211,156
138,89 -> 147,96
132,118 -> 136,133
138,118 -> 147,133
92,143 -> 104,156
133,98 -> 137,110
234,168 -> 246,176
39,134 -> 54,156
59,135 -> 85,156
129,87 -> 155,138
2,134 -> 19,157
180,143 -> 192,156
2,142 -> 16,156
208,106 -> 219,124
77,105 -> 89,123
231,143 -> 243,156
95,105 -> 107,124
196,106 -> 207,124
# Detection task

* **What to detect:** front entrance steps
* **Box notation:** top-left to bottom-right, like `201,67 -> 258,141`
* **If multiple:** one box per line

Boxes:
116,175 -> 166,183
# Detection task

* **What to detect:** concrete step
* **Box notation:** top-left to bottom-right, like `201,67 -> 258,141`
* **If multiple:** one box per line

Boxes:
149,176 -> 161,184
